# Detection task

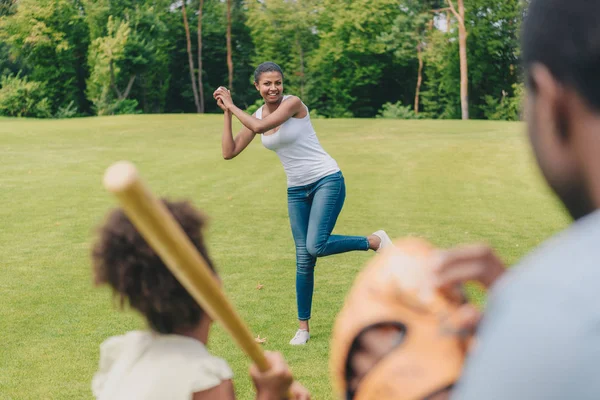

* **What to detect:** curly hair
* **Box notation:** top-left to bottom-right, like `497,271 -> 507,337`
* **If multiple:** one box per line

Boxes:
92,199 -> 216,334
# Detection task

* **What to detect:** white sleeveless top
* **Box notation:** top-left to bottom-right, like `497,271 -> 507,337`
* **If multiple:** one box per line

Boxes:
92,331 -> 233,400
259,95 -> 340,187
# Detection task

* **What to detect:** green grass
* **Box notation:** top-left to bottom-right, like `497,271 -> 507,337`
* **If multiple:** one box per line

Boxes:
0,115 -> 569,399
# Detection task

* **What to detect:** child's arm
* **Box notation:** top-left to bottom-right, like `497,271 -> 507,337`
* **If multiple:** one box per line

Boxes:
251,352 -> 311,400
193,379 -> 235,400
192,352 -> 310,400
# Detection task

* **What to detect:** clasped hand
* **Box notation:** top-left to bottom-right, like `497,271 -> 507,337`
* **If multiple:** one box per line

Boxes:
214,86 -> 233,112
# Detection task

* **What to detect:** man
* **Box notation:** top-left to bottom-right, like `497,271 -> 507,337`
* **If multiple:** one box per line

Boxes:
436,0 -> 600,398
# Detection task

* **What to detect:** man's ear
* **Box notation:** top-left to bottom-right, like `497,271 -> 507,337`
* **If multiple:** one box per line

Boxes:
529,63 -> 569,140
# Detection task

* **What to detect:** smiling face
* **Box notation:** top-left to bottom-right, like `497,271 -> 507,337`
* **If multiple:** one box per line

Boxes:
254,71 -> 284,104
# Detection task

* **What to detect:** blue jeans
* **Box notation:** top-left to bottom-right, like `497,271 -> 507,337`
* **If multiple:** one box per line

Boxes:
287,171 -> 369,321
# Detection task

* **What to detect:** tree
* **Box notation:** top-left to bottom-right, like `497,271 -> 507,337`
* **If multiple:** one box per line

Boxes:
164,0 -> 254,113
0,0 -> 16,17
246,0 -> 319,99
85,3 -> 171,115
86,16 -> 133,114
465,0 -> 522,119
182,1 -> 201,112
309,0 -> 402,117
380,0 -> 445,114
197,0 -> 205,113
447,0 -> 469,119
226,0 -> 233,91
0,0 -> 20,77
1,0 -> 90,114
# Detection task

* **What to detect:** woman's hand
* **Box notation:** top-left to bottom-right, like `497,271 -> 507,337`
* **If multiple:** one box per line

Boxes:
214,86 -> 234,110
216,97 -> 228,112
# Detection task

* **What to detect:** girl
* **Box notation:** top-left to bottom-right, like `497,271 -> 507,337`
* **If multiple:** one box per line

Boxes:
214,62 -> 393,345
91,199 -> 310,400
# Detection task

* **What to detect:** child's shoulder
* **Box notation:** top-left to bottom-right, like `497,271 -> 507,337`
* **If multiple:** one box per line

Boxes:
93,331 -> 233,399
97,330 -> 148,365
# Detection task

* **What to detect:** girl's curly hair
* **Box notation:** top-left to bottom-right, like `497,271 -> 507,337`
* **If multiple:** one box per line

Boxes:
92,199 -> 216,334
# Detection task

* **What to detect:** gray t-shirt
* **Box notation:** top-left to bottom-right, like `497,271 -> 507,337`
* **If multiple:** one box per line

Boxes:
452,210 -> 600,400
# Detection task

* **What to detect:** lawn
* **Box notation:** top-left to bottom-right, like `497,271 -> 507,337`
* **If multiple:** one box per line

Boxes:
0,115 -> 569,399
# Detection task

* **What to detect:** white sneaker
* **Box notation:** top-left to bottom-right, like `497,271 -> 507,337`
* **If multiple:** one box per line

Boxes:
372,230 -> 393,253
289,329 -> 310,345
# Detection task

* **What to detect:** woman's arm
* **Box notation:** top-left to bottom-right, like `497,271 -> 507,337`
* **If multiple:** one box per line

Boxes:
215,88 -> 304,134
221,110 -> 257,160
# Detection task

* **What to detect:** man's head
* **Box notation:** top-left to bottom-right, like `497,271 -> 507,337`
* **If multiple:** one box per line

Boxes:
522,0 -> 600,219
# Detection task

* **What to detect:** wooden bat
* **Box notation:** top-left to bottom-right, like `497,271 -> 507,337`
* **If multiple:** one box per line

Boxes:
103,161 -> 271,373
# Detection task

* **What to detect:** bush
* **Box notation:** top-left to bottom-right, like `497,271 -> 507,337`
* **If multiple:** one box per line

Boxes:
54,101 -> 79,119
245,97 -> 325,119
111,99 -> 141,115
245,98 -> 264,115
310,108 -> 325,119
92,88 -> 141,116
0,74 -> 52,118
376,102 -> 421,119
482,83 -> 525,121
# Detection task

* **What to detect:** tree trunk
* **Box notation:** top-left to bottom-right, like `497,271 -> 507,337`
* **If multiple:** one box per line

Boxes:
197,0 -> 205,113
121,75 -> 136,101
226,0 -> 233,91
297,37 -> 305,99
182,2 -> 201,113
109,59 -> 122,99
415,44 -> 423,115
448,0 -> 469,119
457,0 -> 469,119
108,60 -> 135,101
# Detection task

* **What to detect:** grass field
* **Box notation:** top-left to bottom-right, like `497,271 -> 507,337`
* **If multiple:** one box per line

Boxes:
0,115 -> 569,399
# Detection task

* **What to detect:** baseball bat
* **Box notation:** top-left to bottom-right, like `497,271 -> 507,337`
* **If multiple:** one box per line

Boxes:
103,161 -> 271,373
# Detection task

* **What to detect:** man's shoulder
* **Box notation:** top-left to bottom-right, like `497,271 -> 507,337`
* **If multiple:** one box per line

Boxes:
500,210 -> 600,301
452,212 -> 600,400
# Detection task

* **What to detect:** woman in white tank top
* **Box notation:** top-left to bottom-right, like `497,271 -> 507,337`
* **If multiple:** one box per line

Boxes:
214,62 -> 393,345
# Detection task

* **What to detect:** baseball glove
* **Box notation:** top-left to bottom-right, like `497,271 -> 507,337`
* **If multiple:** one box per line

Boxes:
330,238 -> 473,400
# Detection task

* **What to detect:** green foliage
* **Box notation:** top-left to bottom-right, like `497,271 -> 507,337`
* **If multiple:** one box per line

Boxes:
308,0 -> 402,117
84,3 -> 172,116
111,98 -> 141,115
465,0 -> 523,118
482,82 -> 524,121
377,101 -> 422,119
0,74 -> 51,117
246,0 -> 319,100
0,0 -> 16,17
246,98 -> 264,115
54,100 -> 79,119
91,87 -> 140,116
0,0 -> 90,115
86,16 -> 131,112
309,108 -> 325,119
0,0 -> 526,120
420,27 -> 462,119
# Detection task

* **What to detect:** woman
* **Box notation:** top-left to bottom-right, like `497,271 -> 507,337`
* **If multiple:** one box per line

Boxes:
214,62 -> 392,345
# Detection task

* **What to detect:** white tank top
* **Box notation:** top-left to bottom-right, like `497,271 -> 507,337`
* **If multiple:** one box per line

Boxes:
259,96 -> 340,187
